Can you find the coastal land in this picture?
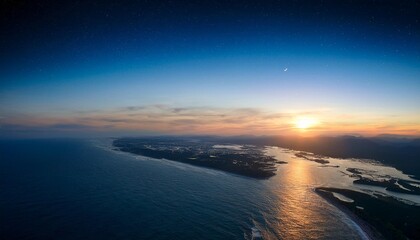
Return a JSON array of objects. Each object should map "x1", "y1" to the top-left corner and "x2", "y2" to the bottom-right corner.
[
  {"x1": 113, "y1": 137, "x2": 286, "y2": 179},
  {"x1": 114, "y1": 136, "x2": 420, "y2": 239},
  {"x1": 201, "y1": 135, "x2": 420, "y2": 179},
  {"x1": 315, "y1": 187, "x2": 420, "y2": 240}
]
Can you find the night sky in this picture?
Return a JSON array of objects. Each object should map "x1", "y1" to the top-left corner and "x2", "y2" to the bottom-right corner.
[{"x1": 1, "y1": 0, "x2": 420, "y2": 137}]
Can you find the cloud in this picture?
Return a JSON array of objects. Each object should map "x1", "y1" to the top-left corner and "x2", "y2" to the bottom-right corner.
[
  {"x1": 123, "y1": 106, "x2": 146, "y2": 111},
  {"x1": 1, "y1": 104, "x2": 419, "y2": 137},
  {"x1": 49, "y1": 123, "x2": 93, "y2": 130},
  {"x1": 1, "y1": 105, "x2": 297, "y2": 136}
]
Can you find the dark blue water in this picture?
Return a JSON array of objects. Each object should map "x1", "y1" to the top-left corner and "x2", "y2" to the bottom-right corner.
[{"x1": 0, "y1": 139, "x2": 361, "y2": 239}]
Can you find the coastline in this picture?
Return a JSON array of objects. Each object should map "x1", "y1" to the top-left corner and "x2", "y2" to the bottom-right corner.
[
  {"x1": 112, "y1": 138, "x2": 284, "y2": 179},
  {"x1": 110, "y1": 137, "x2": 420, "y2": 239},
  {"x1": 315, "y1": 188, "x2": 383, "y2": 240}
]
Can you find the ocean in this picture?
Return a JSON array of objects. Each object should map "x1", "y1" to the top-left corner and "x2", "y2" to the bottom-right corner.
[{"x1": 1, "y1": 139, "x2": 402, "y2": 239}]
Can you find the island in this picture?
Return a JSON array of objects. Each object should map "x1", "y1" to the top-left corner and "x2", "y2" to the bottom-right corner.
[
  {"x1": 294, "y1": 151, "x2": 330, "y2": 164},
  {"x1": 346, "y1": 168, "x2": 420, "y2": 195},
  {"x1": 113, "y1": 137, "x2": 287, "y2": 179}
]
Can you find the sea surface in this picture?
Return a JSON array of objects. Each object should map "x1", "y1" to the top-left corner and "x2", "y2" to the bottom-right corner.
[{"x1": 1, "y1": 139, "x2": 418, "y2": 239}]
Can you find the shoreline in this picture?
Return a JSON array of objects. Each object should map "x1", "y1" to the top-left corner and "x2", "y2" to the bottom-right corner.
[
  {"x1": 112, "y1": 138, "x2": 285, "y2": 180},
  {"x1": 314, "y1": 188, "x2": 383, "y2": 240}
]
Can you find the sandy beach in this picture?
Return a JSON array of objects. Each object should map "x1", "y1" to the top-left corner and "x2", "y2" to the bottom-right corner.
[{"x1": 315, "y1": 188, "x2": 384, "y2": 240}]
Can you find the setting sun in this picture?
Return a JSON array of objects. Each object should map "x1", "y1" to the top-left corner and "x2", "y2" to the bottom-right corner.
[{"x1": 295, "y1": 117, "x2": 318, "y2": 129}]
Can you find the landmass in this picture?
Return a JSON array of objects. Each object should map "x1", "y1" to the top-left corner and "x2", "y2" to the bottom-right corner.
[
  {"x1": 294, "y1": 151, "x2": 330, "y2": 164},
  {"x1": 113, "y1": 135, "x2": 420, "y2": 179},
  {"x1": 346, "y1": 168, "x2": 420, "y2": 195},
  {"x1": 315, "y1": 187, "x2": 420, "y2": 240},
  {"x1": 204, "y1": 135, "x2": 420, "y2": 179},
  {"x1": 113, "y1": 137, "x2": 286, "y2": 179}
]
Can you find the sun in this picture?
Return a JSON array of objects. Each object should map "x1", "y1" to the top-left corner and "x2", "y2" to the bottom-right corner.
[{"x1": 295, "y1": 117, "x2": 318, "y2": 130}]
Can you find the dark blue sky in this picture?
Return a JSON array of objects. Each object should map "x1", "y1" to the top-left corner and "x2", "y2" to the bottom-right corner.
[
  {"x1": 1, "y1": 0, "x2": 419, "y2": 82},
  {"x1": 1, "y1": 0, "x2": 420, "y2": 137}
]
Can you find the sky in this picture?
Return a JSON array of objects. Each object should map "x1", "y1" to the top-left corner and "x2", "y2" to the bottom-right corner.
[{"x1": 1, "y1": 0, "x2": 420, "y2": 138}]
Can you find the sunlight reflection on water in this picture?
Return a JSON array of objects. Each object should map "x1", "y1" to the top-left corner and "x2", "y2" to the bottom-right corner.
[
  {"x1": 94, "y1": 140, "x2": 419, "y2": 239},
  {"x1": 255, "y1": 148, "x2": 354, "y2": 239},
  {"x1": 267, "y1": 147, "x2": 420, "y2": 204}
]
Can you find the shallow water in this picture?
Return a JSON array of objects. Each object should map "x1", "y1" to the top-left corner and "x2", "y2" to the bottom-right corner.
[
  {"x1": 265, "y1": 147, "x2": 420, "y2": 205},
  {"x1": 2, "y1": 139, "x2": 416, "y2": 239}
]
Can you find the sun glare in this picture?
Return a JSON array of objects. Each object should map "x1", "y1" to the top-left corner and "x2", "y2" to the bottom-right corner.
[{"x1": 295, "y1": 117, "x2": 318, "y2": 130}]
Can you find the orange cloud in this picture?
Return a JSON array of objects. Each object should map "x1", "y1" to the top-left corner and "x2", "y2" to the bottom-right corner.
[{"x1": 1, "y1": 105, "x2": 419, "y2": 137}]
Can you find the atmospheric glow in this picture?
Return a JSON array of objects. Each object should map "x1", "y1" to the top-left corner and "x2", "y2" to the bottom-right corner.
[
  {"x1": 295, "y1": 117, "x2": 319, "y2": 130},
  {"x1": 1, "y1": 2, "x2": 419, "y2": 138}
]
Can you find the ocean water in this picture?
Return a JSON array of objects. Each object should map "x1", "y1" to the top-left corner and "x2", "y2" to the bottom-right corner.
[{"x1": 0, "y1": 139, "x2": 389, "y2": 239}]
